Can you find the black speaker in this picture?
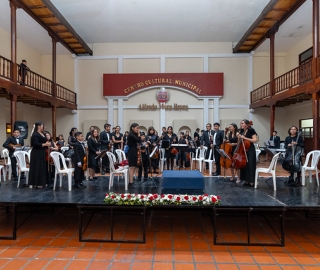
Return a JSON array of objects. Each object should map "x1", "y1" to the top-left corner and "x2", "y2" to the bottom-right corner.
[{"x1": 14, "y1": 121, "x2": 28, "y2": 139}]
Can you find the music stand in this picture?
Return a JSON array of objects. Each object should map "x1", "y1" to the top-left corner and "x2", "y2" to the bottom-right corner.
[
  {"x1": 96, "y1": 150, "x2": 108, "y2": 178},
  {"x1": 214, "y1": 148, "x2": 232, "y2": 182}
]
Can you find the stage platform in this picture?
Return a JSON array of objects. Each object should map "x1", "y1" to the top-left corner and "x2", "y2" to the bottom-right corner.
[{"x1": 0, "y1": 173, "x2": 319, "y2": 246}]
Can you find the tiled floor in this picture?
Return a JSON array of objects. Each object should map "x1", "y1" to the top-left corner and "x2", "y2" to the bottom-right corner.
[{"x1": 0, "y1": 154, "x2": 320, "y2": 269}]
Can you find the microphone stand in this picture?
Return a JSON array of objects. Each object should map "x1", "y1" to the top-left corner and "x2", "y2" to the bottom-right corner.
[{"x1": 141, "y1": 142, "x2": 158, "y2": 187}]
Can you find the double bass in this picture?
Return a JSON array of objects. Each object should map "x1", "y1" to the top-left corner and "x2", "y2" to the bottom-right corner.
[
  {"x1": 220, "y1": 128, "x2": 233, "y2": 169},
  {"x1": 282, "y1": 131, "x2": 302, "y2": 173}
]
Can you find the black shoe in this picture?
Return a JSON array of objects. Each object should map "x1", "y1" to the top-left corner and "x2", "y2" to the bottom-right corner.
[
  {"x1": 74, "y1": 184, "x2": 85, "y2": 189},
  {"x1": 93, "y1": 177, "x2": 98, "y2": 180},
  {"x1": 79, "y1": 182, "x2": 86, "y2": 188},
  {"x1": 212, "y1": 172, "x2": 220, "y2": 176},
  {"x1": 105, "y1": 169, "x2": 110, "y2": 173},
  {"x1": 20, "y1": 175, "x2": 26, "y2": 179},
  {"x1": 12, "y1": 177, "x2": 18, "y2": 181},
  {"x1": 101, "y1": 171, "x2": 106, "y2": 175},
  {"x1": 89, "y1": 178, "x2": 95, "y2": 181},
  {"x1": 128, "y1": 182, "x2": 134, "y2": 188}
]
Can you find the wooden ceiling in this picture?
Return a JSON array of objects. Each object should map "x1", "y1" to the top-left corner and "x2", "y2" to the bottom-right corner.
[
  {"x1": 13, "y1": 0, "x2": 92, "y2": 55},
  {"x1": 233, "y1": 0, "x2": 306, "y2": 53},
  {"x1": 275, "y1": 93, "x2": 311, "y2": 107}
]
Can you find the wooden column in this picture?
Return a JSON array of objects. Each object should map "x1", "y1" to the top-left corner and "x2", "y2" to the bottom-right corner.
[
  {"x1": 313, "y1": 0, "x2": 319, "y2": 150},
  {"x1": 51, "y1": 38, "x2": 57, "y2": 140},
  {"x1": 269, "y1": 33, "x2": 275, "y2": 136},
  {"x1": 10, "y1": 0, "x2": 17, "y2": 128}
]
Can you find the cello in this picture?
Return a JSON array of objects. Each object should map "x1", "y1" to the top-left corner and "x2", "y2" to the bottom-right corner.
[
  {"x1": 232, "y1": 131, "x2": 250, "y2": 169},
  {"x1": 220, "y1": 127, "x2": 233, "y2": 169},
  {"x1": 282, "y1": 130, "x2": 302, "y2": 173}
]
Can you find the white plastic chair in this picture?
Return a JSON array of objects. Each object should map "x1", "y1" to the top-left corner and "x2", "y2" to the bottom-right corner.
[
  {"x1": 255, "y1": 153, "x2": 280, "y2": 191},
  {"x1": 115, "y1": 149, "x2": 126, "y2": 163},
  {"x1": 13, "y1": 151, "x2": 29, "y2": 187},
  {"x1": 2, "y1": 149, "x2": 12, "y2": 181},
  {"x1": 60, "y1": 146, "x2": 72, "y2": 168},
  {"x1": 202, "y1": 148, "x2": 215, "y2": 175},
  {"x1": 159, "y1": 148, "x2": 166, "y2": 172},
  {"x1": 256, "y1": 149, "x2": 261, "y2": 162},
  {"x1": 301, "y1": 150, "x2": 320, "y2": 186},
  {"x1": 50, "y1": 152, "x2": 75, "y2": 191},
  {"x1": 191, "y1": 146, "x2": 207, "y2": 172},
  {"x1": 107, "y1": 152, "x2": 128, "y2": 190}
]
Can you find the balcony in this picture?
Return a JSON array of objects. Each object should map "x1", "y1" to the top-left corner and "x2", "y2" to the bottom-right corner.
[{"x1": 0, "y1": 55, "x2": 76, "y2": 109}]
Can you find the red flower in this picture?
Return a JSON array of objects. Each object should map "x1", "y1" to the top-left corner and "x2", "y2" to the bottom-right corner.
[
  {"x1": 153, "y1": 194, "x2": 158, "y2": 199},
  {"x1": 161, "y1": 194, "x2": 165, "y2": 198},
  {"x1": 149, "y1": 196, "x2": 154, "y2": 201},
  {"x1": 127, "y1": 194, "x2": 131, "y2": 198},
  {"x1": 184, "y1": 195, "x2": 189, "y2": 200},
  {"x1": 217, "y1": 196, "x2": 221, "y2": 200},
  {"x1": 204, "y1": 193, "x2": 208, "y2": 196},
  {"x1": 111, "y1": 195, "x2": 115, "y2": 199},
  {"x1": 199, "y1": 196, "x2": 203, "y2": 201},
  {"x1": 121, "y1": 194, "x2": 125, "y2": 198},
  {"x1": 192, "y1": 197, "x2": 197, "y2": 201},
  {"x1": 140, "y1": 195, "x2": 144, "y2": 199},
  {"x1": 168, "y1": 195, "x2": 173, "y2": 199},
  {"x1": 211, "y1": 197, "x2": 217, "y2": 202},
  {"x1": 176, "y1": 196, "x2": 181, "y2": 201},
  {"x1": 106, "y1": 193, "x2": 108, "y2": 196}
]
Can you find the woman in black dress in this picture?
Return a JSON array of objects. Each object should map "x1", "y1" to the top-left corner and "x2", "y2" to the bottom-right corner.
[
  {"x1": 29, "y1": 121, "x2": 51, "y2": 188},
  {"x1": 147, "y1": 126, "x2": 159, "y2": 173},
  {"x1": 237, "y1": 119, "x2": 258, "y2": 187},
  {"x1": 112, "y1": 125, "x2": 123, "y2": 151},
  {"x1": 45, "y1": 132, "x2": 59, "y2": 184},
  {"x1": 87, "y1": 128, "x2": 101, "y2": 181},
  {"x1": 225, "y1": 123, "x2": 238, "y2": 181},
  {"x1": 163, "y1": 126, "x2": 178, "y2": 170},
  {"x1": 68, "y1": 127, "x2": 78, "y2": 148},
  {"x1": 128, "y1": 123, "x2": 141, "y2": 185},
  {"x1": 283, "y1": 125, "x2": 304, "y2": 185}
]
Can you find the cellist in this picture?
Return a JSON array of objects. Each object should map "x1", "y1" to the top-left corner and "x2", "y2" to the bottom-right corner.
[
  {"x1": 236, "y1": 119, "x2": 258, "y2": 187},
  {"x1": 283, "y1": 126, "x2": 304, "y2": 186},
  {"x1": 224, "y1": 123, "x2": 238, "y2": 181}
]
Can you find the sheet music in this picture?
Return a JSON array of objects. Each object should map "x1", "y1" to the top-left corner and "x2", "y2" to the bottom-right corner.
[
  {"x1": 170, "y1": 144, "x2": 188, "y2": 147},
  {"x1": 215, "y1": 148, "x2": 231, "y2": 160}
]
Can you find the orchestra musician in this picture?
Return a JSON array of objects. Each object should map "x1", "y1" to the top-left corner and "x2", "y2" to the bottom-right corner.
[
  {"x1": 185, "y1": 131, "x2": 192, "y2": 141},
  {"x1": 73, "y1": 132, "x2": 86, "y2": 189},
  {"x1": 87, "y1": 128, "x2": 101, "y2": 181},
  {"x1": 224, "y1": 123, "x2": 238, "y2": 181},
  {"x1": 237, "y1": 119, "x2": 258, "y2": 187},
  {"x1": 137, "y1": 132, "x2": 150, "y2": 181},
  {"x1": 100, "y1": 123, "x2": 111, "y2": 174},
  {"x1": 29, "y1": 121, "x2": 51, "y2": 188},
  {"x1": 56, "y1": 134, "x2": 65, "y2": 149},
  {"x1": 269, "y1": 131, "x2": 280, "y2": 149},
  {"x1": 201, "y1": 123, "x2": 214, "y2": 170},
  {"x1": 211, "y1": 123, "x2": 224, "y2": 176},
  {"x1": 85, "y1": 126, "x2": 94, "y2": 141},
  {"x1": 177, "y1": 131, "x2": 189, "y2": 168},
  {"x1": 284, "y1": 126, "x2": 304, "y2": 186},
  {"x1": 45, "y1": 132, "x2": 59, "y2": 185},
  {"x1": 112, "y1": 125, "x2": 123, "y2": 151},
  {"x1": 147, "y1": 126, "x2": 159, "y2": 173},
  {"x1": 3, "y1": 129, "x2": 25, "y2": 181},
  {"x1": 68, "y1": 127, "x2": 78, "y2": 148},
  {"x1": 127, "y1": 123, "x2": 141, "y2": 186},
  {"x1": 163, "y1": 126, "x2": 178, "y2": 170}
]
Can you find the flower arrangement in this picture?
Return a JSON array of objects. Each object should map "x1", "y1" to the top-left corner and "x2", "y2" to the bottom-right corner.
[{"x1": 104, "y1": 192, "x2": 221, "y2": 206}]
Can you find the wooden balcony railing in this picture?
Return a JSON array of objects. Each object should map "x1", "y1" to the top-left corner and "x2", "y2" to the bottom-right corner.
[
  {"x1": 57, "y1": 84, "x2": 76, "y2": 104},
  {"x1": 0, "y1": 55, "x2": 11, "y2": 80},
  {"x1": 251, "y1": 59, "x2": 313, "y2": 104},
  {"x1": 0, "y1": 54, "x2": 76, "y2": 105}
]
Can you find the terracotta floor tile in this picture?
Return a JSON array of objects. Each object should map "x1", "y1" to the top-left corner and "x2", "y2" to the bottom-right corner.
[
  {"x1": 193, "y1": 250, "x2": 214, "y2": 262},
  {"x1": 109, "y1": 261, "x2": 131, "y2": 269},
  {"x1": 30, "y1": 237, "x2": 54, "y2": 247},
  {"x1": 251, "y1": 251, "x2": 276, "y2": 264},
  {"x1": 259, "y1": 266, "x2": 282, "y2": 270},
  {"x1": 213, "y1": 251, "x2": 234, "y2": 263},
  {"x1": 15, "y1": 247, "x2": 41, "y2": 258},
  {"x1": 303, "y1": 267, "x2": 320, "y2": 269},
  {"x1": 174, "y1": 263, "x2": 196, "y2": 270},
  {"x1": 298, "y1": 243, "x2": 320, "y2": 253},
  {"x1": 190, "y1": 241, "x2": 210, "y2": 251},
  {"x1": 113, "y1": 249, "x2": 135, "y2": 261},
  {"x1": 231, "y1": 251, "x2": 255, "y2": 263},
  {"x1": 154, "y1": 250, "x2": 173, "y2": 261},
  {"x1": 238, "y1": 265, "x2": 260, "y2": 270},
  {"x1": 153, "y1": 262, "x2": 173, "y2": 270},
  {"x1": 0, "y1": 259, "x2": 9, "y2": 268},
  {"x1": 118, "y1": 243, "x2": 137, "y2": 249},
  {"x1": 155, "y1": 240, "x2": 173, "y2": 249},
  {"x1": 173, "y1": 239, "x2": 191, "y2": 250},
  {"x1": 173, "y1": 250, "x2": 194, "y2": 262},
  {"x1": 280, "y1": 266, "x2": 303, "y2": 270},
  {"x1": 75, "y1": 248, "x2": 97, "y2": 259},
  {"x1": 216, "y1": 263, "x2": 239, "y2": 270},
  {"x1": 271, "y1": 252, "x2": 297, "y2": 265},
  {"x1": 23, "y1": 259, "x2": 50, "y2": 270},
  {"x1": 0, "y1": 247, "x2": 23, "y2": 258},
  {"x1": 196, "y1": 263, "x2": 217, "y2": 270},
  {"x1": 131, "y1": 261, "x2": 152, "y2": 270},
  {"x1": 88, "y1": 261, "x2": 112, "y2": 269},
  {"x1": 35, "y1": 247, "x2": 60, "y2": 259},
  {"x1": 14, "y1": 237, "x2": 35, "y2": 247},
  {"x1": 55, "y1": 247, "x2": 79, "y2": 259},
  {"x1": 45, "y1": 259, "x2": 70, "y2": 270},
  {"x1": 134, "y1": 250, "x2": 154, "y2": 261},
  {"x1": 48, "y1": 237, "x2": 70, "y2": 247},
  {"x1": 66, "y1": 259, "x2": 90, "y2": 270},
  {"x1": 1, "y1": 259, "x2": 29, "y2": 270}
]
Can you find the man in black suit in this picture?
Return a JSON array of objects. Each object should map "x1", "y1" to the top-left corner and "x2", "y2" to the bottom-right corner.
[
  {"x1": 211, "y1": 123, "x2": 224, "y2": 176},
  {"x1": 270, "y1": 131, "x2": 280, "y2": 149},
  {"x1": 100, "y1": 123, "x2": 111, "y2": 174},
  {"x1": 3, "y1": 129, "x2": 24, "y2": 180},
  {"x1": 73, "y1": 132, "x2": 86, "y2": 189},
  {"x1": 201, "y1": 123, "x2": 214, "y2": 169}
]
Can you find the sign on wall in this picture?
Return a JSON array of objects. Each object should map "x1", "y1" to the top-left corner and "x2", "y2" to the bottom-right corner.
[{"x1": 103, "y1": 73, "x2": 223, "y2": 97}]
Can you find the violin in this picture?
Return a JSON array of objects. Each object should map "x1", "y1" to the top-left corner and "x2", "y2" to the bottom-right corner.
[
  {"x1": 220, "y1": 128, "x2": 233, "y2": 169},
  {"x1": 282, "y1": 131, "x2": 302, "y2": 173},
  {"x1": 231, "y1": 132, "x2": 250, "y2": 169},
  {"x1": 170, "y1": 135, "x2": 178, "y2": 155},
  {"x1": 82, "y1": 143, "x2": 88, "y2": 171}
]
